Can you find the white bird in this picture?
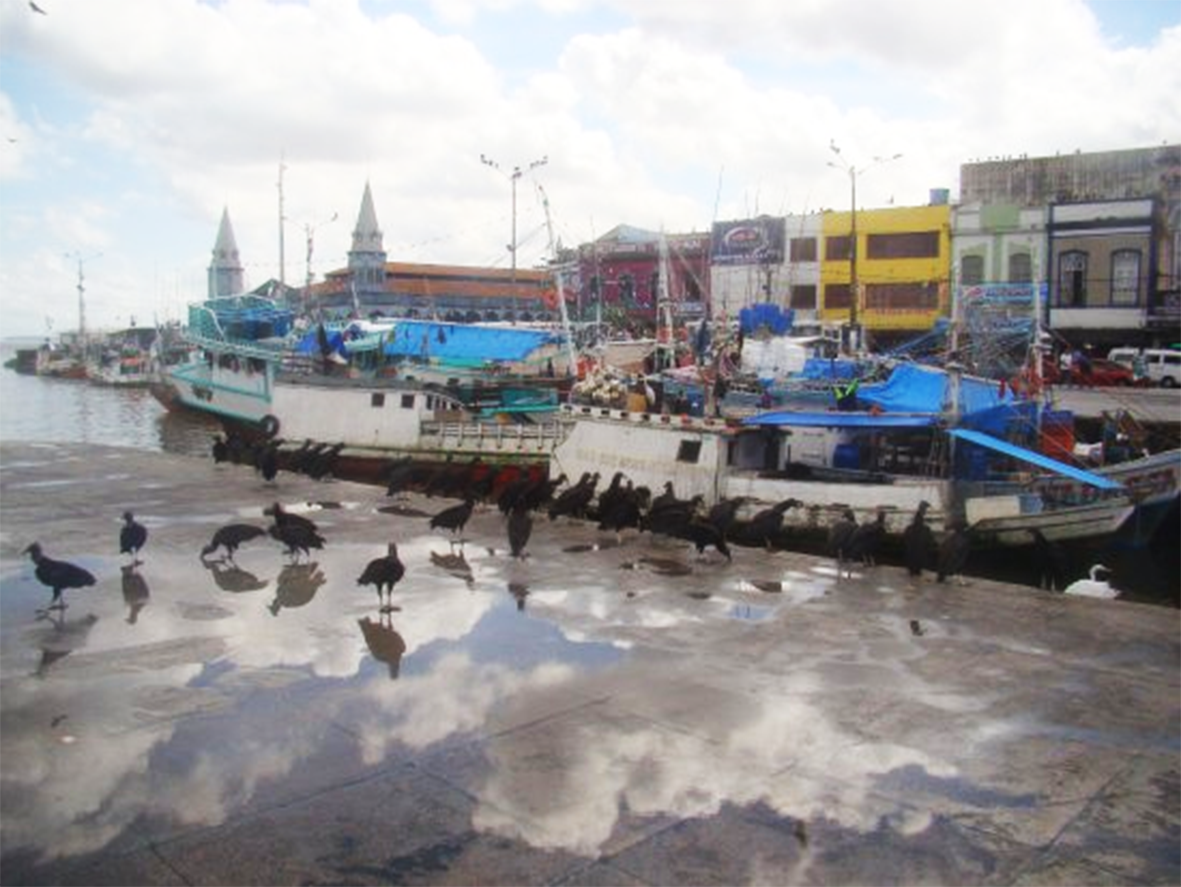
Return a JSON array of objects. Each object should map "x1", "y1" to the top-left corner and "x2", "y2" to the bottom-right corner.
[{"x1": 1063, "y1": 564, "x2": 1119, "y2": 599}]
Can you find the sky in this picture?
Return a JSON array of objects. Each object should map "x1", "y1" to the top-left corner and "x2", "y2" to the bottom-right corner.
[{"x1": 0, "y1": 0, "x2": 1178, "y2": 339}]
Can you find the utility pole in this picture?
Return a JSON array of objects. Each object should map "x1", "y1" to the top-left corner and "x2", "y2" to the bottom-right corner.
[
  {"x1": 827, "y1": 142, "x2": 902, "y2": 355},
  {"x1": 481, "y1": 153, "x2": 548, "y2": 323}
]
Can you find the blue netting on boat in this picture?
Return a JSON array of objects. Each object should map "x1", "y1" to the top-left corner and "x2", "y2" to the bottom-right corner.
[
  {"x1": 739, "y1": 303, "x2": 794, "y2": 335},
  {"x1": 381, "y1": 321, "x2": 561, "y2": 364},
  {"x1": 189, "y1": 296, "x2": 293, "y2": 341}
]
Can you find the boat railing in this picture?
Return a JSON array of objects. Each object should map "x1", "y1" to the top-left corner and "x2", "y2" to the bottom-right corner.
[
  {"x1": 558, "y1": 402, "x2": 737, "y2": 432},
  {"x1": 183, "y1": 331, "x2": 293, "y2": 363},
  {"x1": 420, "y1": 419, "x2": 568, "y2": 448}
]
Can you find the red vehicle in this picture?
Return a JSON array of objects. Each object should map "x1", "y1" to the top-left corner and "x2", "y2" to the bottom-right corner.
[{"x1": 1045, "y1": 357, "x2": 1140, "y2": 387}]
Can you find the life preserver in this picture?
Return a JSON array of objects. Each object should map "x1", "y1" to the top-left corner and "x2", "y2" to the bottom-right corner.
[
  {"x1": 260, "y1": 415, "x2": 281, "y2": 438},
  {"x1": 541, "y1": 287, "x2": 558, "y2": 310}
]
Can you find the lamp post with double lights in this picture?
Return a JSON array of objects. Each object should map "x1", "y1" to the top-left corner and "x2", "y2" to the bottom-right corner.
[
  {"x1": 480, "y1": 153, "x2": 548, "y2": 322},
  {"x1": 827, "y1": 143, "x2": 902, "y2": 354}
]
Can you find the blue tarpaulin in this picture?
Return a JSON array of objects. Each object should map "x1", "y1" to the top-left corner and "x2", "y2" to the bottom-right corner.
[
  {"x1": 948, "y1": 428, "x2": 1123, "y2": 490},
  {"x1": 857, "y1": 363, "x2": 1016, "y2": 415},
  {"x1": 742, "y1": 411, "x2": 938, "y2": 429},
  {"x1": 739, "y1": 304, "x2": 794, "y2": 336},
  {"x1": 799, "y1": 357, "x2": 861, "y2": 381},
  {"x1": 382, "y1": 321, "x2": 560, "y2": 363}
]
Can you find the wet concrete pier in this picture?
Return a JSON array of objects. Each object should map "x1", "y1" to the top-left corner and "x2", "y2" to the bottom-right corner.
[{"x1": 1, "y1": 441, "x2": 1178, "y2": 886}]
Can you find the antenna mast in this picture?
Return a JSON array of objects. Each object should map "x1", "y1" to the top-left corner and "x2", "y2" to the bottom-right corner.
[{"x1": 537, "y1": 184, "x2": 578, "y2": 375}]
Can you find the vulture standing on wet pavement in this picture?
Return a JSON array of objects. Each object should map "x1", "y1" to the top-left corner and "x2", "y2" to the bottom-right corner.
[
  {"x1": 201, "y1": 523, "x2": 268, "y2": 562},
  {"x1": 266, "y1": 502, "x2": 320, "y2": 535},
  {"x1": 507, "y1": 500, "x2": 533, "y2": 558},
  {"x1": 24, "y1": 543, "x2": 96, "y2": 609},
  {"x1": 903, "y1": 501, "x2": 935, "y2": 578},
  {"x1": 846, "y1": 507, "x2": 888, "y2": 568},
  {"x1": 358, "y1": 543, "x2": 405, "y2": 611},
  {"x1": 119, "y1": 511, "x2": 148, "y2": 564},
  {"x1": 430, "y1": 496, "x2": 475, "y2": 538},
  {"x1": 270, "y1": 522, "x2": 326, "y2": 561},
  {"x1": 937, "y1": 521, "x2": 972, "y2": 584},
  {"x1": 827, "y1": 508, "x2": 858, "y2": 576}
]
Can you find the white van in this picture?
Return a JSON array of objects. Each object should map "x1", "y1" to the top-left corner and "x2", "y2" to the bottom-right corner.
[{"x1": 1107, "y1": 347, "x2": 1181, "y2": 388}]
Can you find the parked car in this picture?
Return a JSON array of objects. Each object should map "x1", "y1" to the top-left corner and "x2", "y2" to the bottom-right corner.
[
  {"x1": 1107, "y1": 347, "x2": 1181, "y2": 388},
  {"x1": 1045, "y1": 357, "x2": 1140, "y2": 387}
]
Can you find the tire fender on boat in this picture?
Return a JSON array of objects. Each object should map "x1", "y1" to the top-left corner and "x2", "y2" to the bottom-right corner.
[{"x1": 260, "y1": 414, "x2": 281, "y2": 438}]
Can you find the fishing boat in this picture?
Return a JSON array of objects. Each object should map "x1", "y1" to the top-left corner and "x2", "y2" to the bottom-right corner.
[
  {"x1": 86, "y1": 327, "x2": 162, "y2": 387},
  {"x1": 549, "y1": 361, "x2": 1180, "y2": 548}
]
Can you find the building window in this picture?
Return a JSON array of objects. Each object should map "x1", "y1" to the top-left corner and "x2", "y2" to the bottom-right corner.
[
  {"x1": 864, "y1": 282, "x2": 940, "y2": 310},
  {"x1": 370, "y1": 393, "x2": 385, "y2": 408},
  {"x1": 790, "y1": 237, "x2": 817, "y2": 262},
  {"x1": 790, "y1": 285, "x2": 817, "y2": 310},
  {"x1": 1008, "y1": 252, "x2": 1032, "y2": 283},
  {"x1": 960, "y1": 255, "x2": 984, "y2": 286},
  {"x1": 1110, "y1": 250, "x2": 1140, "y2": 306},
  {"x1": 825, "y1": 236, "x2": 851, "y2": 262},
  {"x1": 866, "y1": 231, "x2": 940, "y2": 259},
  {"x1": 825, "y1": 284, "x2": 852, "y2": 310},
  {"x1": 1058, "y1": 251, "x2": 1087, "y2": 307},
  {"x1": 400, "y1": 393, "x2": 415, "y2": 409}
]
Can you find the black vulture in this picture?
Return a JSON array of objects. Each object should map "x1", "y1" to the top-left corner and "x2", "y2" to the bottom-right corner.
[
  {"x1": 257, "y1": 440, "x2": 281, "y2": 483},
  {"x1": 1029, "y1": 528, "x2": 1071, "y2": 591},
  {"x1": 201, "y1": 523, "x2": 268, "y2": 562},
  {"x1": 936, "y1": 521, "x2": 972, "y2": 584},
  {"x1": 827, "y1": 507, "x2": 858, "y2": 576},
  {"x1": 547, "y1": 472, "x2": 600, "y2": 521},
  {"x1": 287, "y1": 440, "x2": 322, "y2": 474},
  {"x1": 683, "y1": 518, "x2": 732, "y2": 561},
  {"x1": 641, "y1": 502, "x2": 695, "y2": 537},
  {"x1": 24, "y1": 543, "x2": 96, "y2": 609},
  {"x1": 597, "y1": 481, "x2": 647, "y2": 533},
  {"x1": 648, "y1": 481, "x2": 679, "y2": 514},
  {"x1": 269, "y1": 522, "x2": 326, "y2": 560},
  {"x1": 119, "y1": 511, "x2": 148, "y2": 563},
  {"x1": 902, "y1": 501, "x2": 935, "y2": 578},
  {"x1": 358, "y1": 543, "x2": 406, "y2": 611},
  {"x1": 305, "y1": 442, "x2": 345, "y2": 481},
  {"x1": 497, "y1": 474, "x2": 538, "y2": 515},
  {"x1": 593, "y1": 471, "x2": 628, "y2": 520},
  {"x1": 507, "y1": 501, "x2": 533, "y2": 558},
  {"x1": 430, "y1": 496, "x2": 475, "y2": 538},
  {"x1": 521, "y1": 472, "x2": 566, "y2": 512},
  {"x1": 847, "y1": 507, "x2": 888, "y2": 568},
  {"x1": 265, "y1": 502, "x2": 320, "y2": 535},
  {"x1": 706, "y1": 496, "x2": 749, "y2": 539},
  {"x1": 735, "y1": 498, "x2": 801, "y2": 549},
  {"x1": 211, "y1": 434, "x2": 230, "y2": 464}
]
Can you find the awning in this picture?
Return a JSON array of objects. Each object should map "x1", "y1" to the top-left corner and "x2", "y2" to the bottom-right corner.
[
  {"x1": 948, "y1": 428, "x2": 1123, "y2": 490},
  {"x1": 743, "y1": 411, "x2": 938, "y2": 429}
]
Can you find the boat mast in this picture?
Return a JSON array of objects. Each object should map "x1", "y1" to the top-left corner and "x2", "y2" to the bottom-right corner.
[
  {"x1": 537, "y1": 184, "x2": 578, "y2": 374},
  {"x1": 277, "y1": 155, "x2": 287, "y2": 292},
  {"x1": 656, "y1": 233, "x2": 674, "y2": 371}
]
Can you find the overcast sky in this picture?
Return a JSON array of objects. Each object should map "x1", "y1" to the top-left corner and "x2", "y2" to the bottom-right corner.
[{"x1": 1, "y1": 0, "x2": 1178, "y2": 338}]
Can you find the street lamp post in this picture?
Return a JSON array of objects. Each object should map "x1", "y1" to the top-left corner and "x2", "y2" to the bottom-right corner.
[
  {"x1": 303, "y1": 212, "x2": 338, "y2": 318},
  {"x1": 827, "y1": 143, "x2": 902, "y2": 354},
  {"x1": 481, "y1": 153, "x2": 548, "y2": 322}
]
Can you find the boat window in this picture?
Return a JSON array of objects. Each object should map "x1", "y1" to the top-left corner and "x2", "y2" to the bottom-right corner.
[
  {"x1": 401, "y1": 394, "x2": 415, "y2": 409},
  {"x1": 676, "y1": 440, "x2": 702, "y2": 464},
  {"x1": 371, "y1": 393, "x2": 385, "y2": 408}
]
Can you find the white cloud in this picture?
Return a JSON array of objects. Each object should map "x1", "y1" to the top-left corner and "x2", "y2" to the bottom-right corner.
[{"x1": 0, "y1": 0, "x2": 1176, "y2": 336}]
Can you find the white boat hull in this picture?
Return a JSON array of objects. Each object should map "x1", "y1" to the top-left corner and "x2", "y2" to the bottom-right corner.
[{"x1": 551, "y1": 406, "x2": 1156, "y2": 546}]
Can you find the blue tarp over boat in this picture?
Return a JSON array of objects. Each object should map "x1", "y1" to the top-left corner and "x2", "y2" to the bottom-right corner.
[
  {"x1": 857, "y1": 363, "x2": 1016, "y2": 416},
  {"x1": 382, "y1": 321, "x2": 561, "y2": 364},
  {"x1": 294, "y1": 321, "x2": 563, "y2": 364}
]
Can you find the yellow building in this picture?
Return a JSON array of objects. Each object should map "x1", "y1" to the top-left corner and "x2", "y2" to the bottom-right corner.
[{"x1": 819, "y1": 204, "x2": 951, "y2": 335}]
